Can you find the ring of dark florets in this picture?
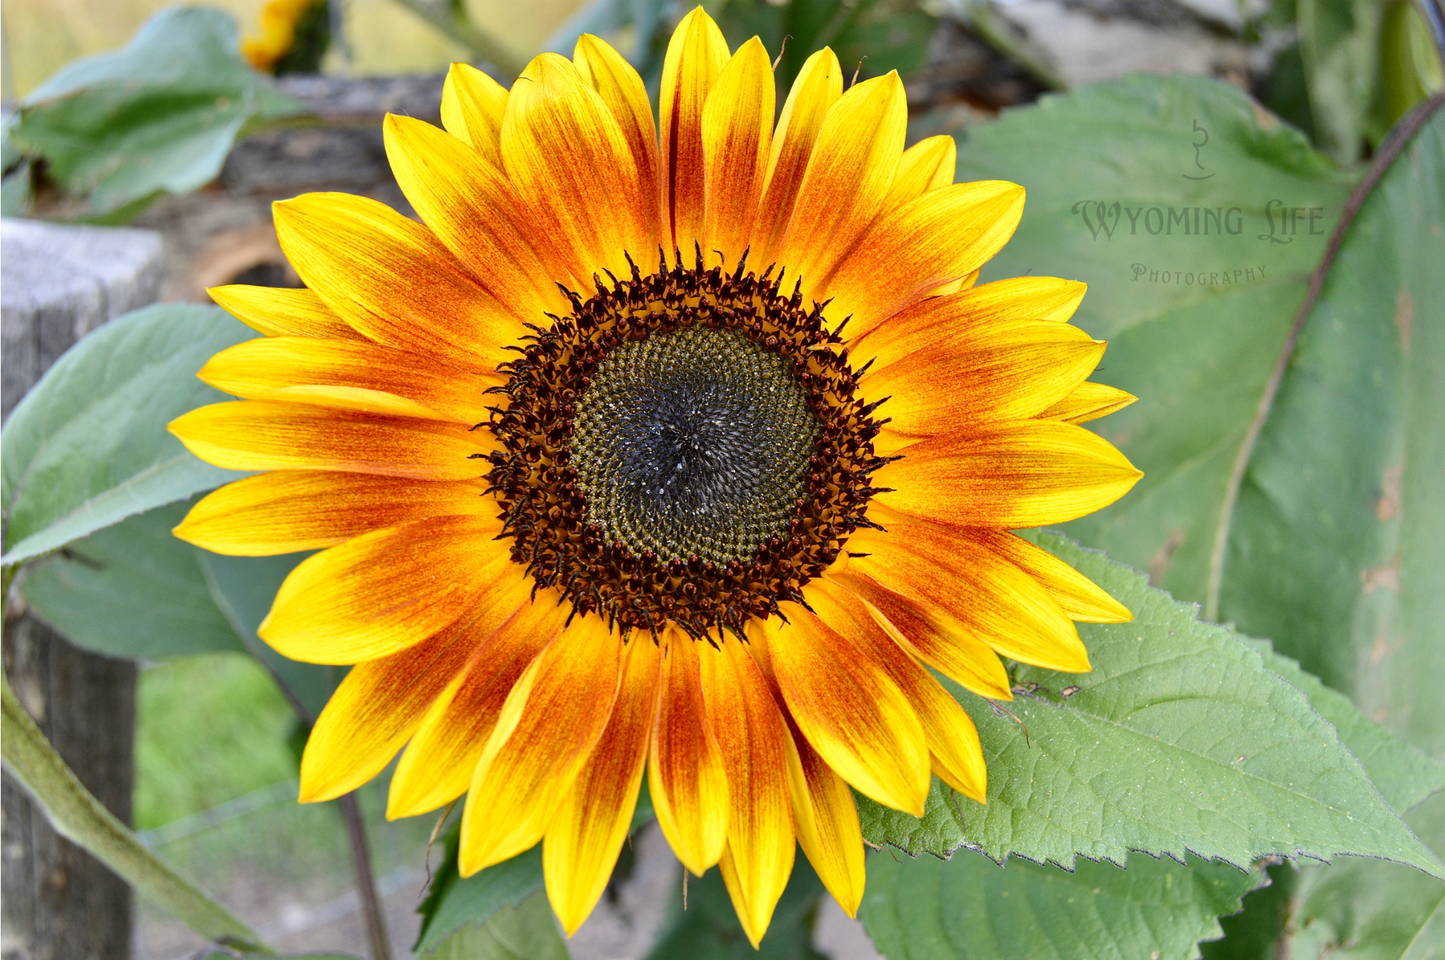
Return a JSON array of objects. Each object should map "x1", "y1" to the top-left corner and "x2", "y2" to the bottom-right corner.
[{"x1": 480, "y1": 247, "x2": 894, "y2": 642}]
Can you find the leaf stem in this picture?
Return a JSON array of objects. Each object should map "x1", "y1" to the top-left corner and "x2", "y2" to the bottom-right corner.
[
  {"x1": 1203, "y1": 92, "x2": 1445, "y2": 622},
  {"x1": 386, "y1": 0, "x2": 527, "y2": 78},
  {"x1": 0, "y1": 673, "x2": 270, "y2": 953}
]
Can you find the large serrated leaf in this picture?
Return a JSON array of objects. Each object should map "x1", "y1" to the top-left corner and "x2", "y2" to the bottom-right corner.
[
  {"x1": 1285, "y1": 792, "x2": 1445, "y2": 960},
  {"x1": 1, "y1": 303, "x2": 253, "y2": 565},
  {"x1": 861, "y1": 850, "x2": 1266, "y2": 960},
  {"x1": 1243, "y1": 639, "x2": 1445, "y2": 813},
  {"x1": 856, "y1": 534, "x2": 1442, "y2": 878}
]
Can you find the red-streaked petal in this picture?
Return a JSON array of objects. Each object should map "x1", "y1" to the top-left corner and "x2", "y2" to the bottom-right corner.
[
  {"x1": 701, "y1": 36, "x2": 775, "y2": 268},
  {"x1": 258, "y1": 514, "x2": 507, "y2": 664},
  {"x1": 272, "y1": 193, "x2": 515, "y2": 375},
  {"x1": 698, "y1": 638, "x2": 795, "y2": 946},
  {"x1": 386, "y1": 591, "x2": 564, "y2": 818},
  {"x1": 649, "y1": 628, "x2": 730, "y2": 875},
  {"x1": 459, "y1": 614, "x2": 623, "y2": 874},
  {"x1": 658, "y1": 6, "x2": 730, "y2": 255},
  {"x1": 168, "y1": 400, "x2": 486, "y2": 480},
  {"x1": 544, "y1": 636, "x2": 662, "y2": 935},
  {"x1": 770, "y1": 602, "x2": 930, "y2": 815},
  {"x1": 806, "y1": 579, "x2": 987, "y2": 803},
  {"x1": 174, "y1": 472, "x2": 491, "y2": 556},
  {"x1": 198, "y1": 334, "x2": 497, "y2": 423}
]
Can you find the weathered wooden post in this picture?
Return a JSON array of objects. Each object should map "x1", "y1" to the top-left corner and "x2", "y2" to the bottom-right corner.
[{"x1": 2, "y1": 218, "x2": 166, "y2": 960}]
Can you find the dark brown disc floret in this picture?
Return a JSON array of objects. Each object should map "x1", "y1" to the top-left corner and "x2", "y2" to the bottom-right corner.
[{"x1": 482, "y1": 248, "x2": 893, "y2": 641}]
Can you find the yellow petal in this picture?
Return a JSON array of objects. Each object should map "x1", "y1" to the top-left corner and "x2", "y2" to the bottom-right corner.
[
  {"x1": 847, "y1": 512, "x2": 1092, "y2": 673},
  {"x1": 384, "y1": 114, "x2": 567, "y2": 320},
  {"x1": 258, "y1": 514, "x2": 507, "y2": 664},
  {"x1": 806, "y1": 579, "x2": 986, "y2": 803},
  {"x1": 702, "y1": 36, "x2": 775, "y2": 268},
  {"x1": 168, "y1": 400, "x2": 486, "y2": 480},
  {"x1": 1038, "y1": 381, "x2": 1138, "y2": 425},
  {"x1": 698, "y1": 638, "x2": 794, "y2": 946},
  {"x1": 272, "y1": 193, "x2": 515, "y2": 375},
  {"x1": 865, "y1": 319, "x2": 1105, "y2": 447},
  {"x1": 854, "y1": 276, "x2": 1088, "y2": 369},
  {"x1": 648, "y1": 629, "x2": 730, "y2": 875},
  {"x1": 174, "y1": 471, "x2": 491, "y2": 556},
  {"x1": 199, "y1": 335, "x2": 495, "y2": 423},
  {"x1": 885, "y1": 135, "x2": 956, "y2": 206},
  {"x1": 501, "y1": 53, "x2": 654, "y2": 288},
  {"x1": 209, "y1": 285, "x2": 364, "y2": 341},
  {"x1": 752, "y1": 47, "x2": 843, "y2": 266},
  {"x1": 826, "y1": 181, "x2": 1025, "y2": 339},
  {"x1": 834, "y1": 570, "x2": 1013, "y2": 700},
  {"x1": 775, "y1": 71, "x2": 907, "y2": 303},
  {"x1": 778, "y1": 702, "x2": 866, "y2": 917},
  {"x1": 299, "y1": 598, "x2": 499, "y2": 802},
  {"x1": 440, "y1": 62, "x2": 508, "y2": 167},
  {"x1": 460, "y1": 614, "x2": 623, "y2": 874},
  {"x1": 544, "y1": 637, "x2": 661, "y2": 935},
  {"x1": 659, "y1": 6, "x2": 730, "y2": 255},
  {"x1": 771, "y1": 602, "x2": 930, "y2": 816},
  {"x1": 874, "y1": 420, "x2": 1142, "y2": 528},
  {"x1": 969, "y1": 529, "x2": 1134, "y2": 623},
  {"x1": 386, "y1": 589, "x2": 560, "y2": 819},
  {"x1": 574, "y1": 33, "x2": 662, "y2": 244}
]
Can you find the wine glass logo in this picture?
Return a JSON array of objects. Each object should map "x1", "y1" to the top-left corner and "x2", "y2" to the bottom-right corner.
[{"x1": 1184, "y1": 120, "x2": 1215, "y2": 181}]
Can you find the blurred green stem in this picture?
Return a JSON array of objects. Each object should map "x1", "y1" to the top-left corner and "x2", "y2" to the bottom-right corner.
[
  {"x1": 0, "y1": 671, "x2": 271, "y2": 954},
  {"x1": 387, "y1": 0, "x2": 528, "y2": 77}
]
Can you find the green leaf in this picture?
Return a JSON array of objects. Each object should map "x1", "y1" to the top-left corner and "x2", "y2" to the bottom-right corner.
[
  {"x1": 198, "y1": 551, "x2": 332, "y2": 721},
  {"x1": 861, "y1": 850, "x2": 1266, "y2": 960},
  {"x1": 1, "y1": 302, "x2": 254, "y2": 566},
  {"x1": 1243, "y1": 638, "x2": 1445, "y2": 812},
  {"x1": 1198, "y1": 862, "x2": 1299, "y2": 960},
  {"x1": 18, "y1": 498, "x2": 332, "y2": 716},
  {"x1": 643, "y1": 855, "x2": 826, "y2": 960},
  {"x1": 415, "y1": 826, "x2": 546, "y2": 957},
  {"x1": 1297, "y1": 0, "x2": 1385, "y2": 161},
  {"x1": 1285, "y1": 791, "x2": 1445, "y2": 960},
  {"x1": 855, "y1": 534, "x2": 1443, "y2": 878},
  {"x1": 19, "y1": 500, "x2": 243, "y2": 659},
  {"x1": 10, "y1": 7, "x2": 303, "y2": 214},
  {"x1": 423, "y1": 892, "x2": 570, "y2": 960},
  {"x1": 1215, "y1": 104, "x2": 1445, "y2": 757}
]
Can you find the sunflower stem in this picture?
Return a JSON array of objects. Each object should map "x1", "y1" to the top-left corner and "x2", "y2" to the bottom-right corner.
[{"x1": 0, "y1": 672, "x2": 271, "y2": 953}]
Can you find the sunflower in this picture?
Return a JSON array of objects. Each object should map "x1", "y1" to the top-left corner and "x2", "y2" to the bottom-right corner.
[{"x1": 172, "y1": 7, "x2": 1141, "y2": 946}]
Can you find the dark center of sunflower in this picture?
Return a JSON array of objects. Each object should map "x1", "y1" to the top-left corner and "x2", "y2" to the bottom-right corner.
[
  {"x1": 570, "y1": 326, "x2": 817, "y2": 565},
  {"x1": 482, "y1": 250, "x2": 892, "y2": 640}
]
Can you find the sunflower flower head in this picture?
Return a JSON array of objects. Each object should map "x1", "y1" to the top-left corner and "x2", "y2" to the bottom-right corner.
[{"x1": 174, "y1": 7, "x2": 1141, "y2": 947}]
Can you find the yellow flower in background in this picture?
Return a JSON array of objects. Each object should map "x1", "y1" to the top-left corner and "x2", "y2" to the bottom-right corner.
[
  {"x1": 173, "y1": 7, "x2": 1141, "y2": 946},
  {"x1": 242, "y1": 0, "x2": 318, "y2": 72}
]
